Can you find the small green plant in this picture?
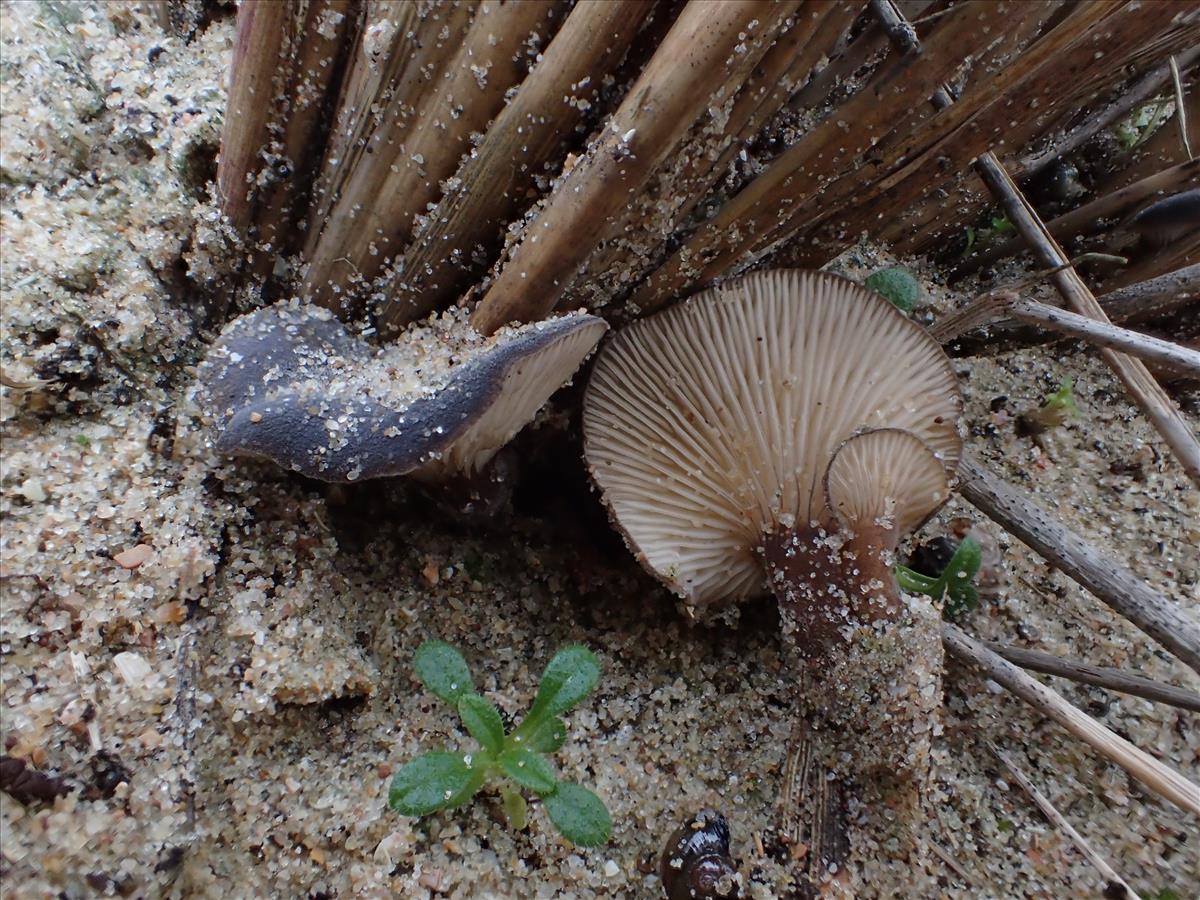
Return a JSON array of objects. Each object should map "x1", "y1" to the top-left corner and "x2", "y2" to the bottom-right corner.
[
  {"x1": 1019, "y1": 377, "x2": 1079, "y2": 435},
  {"x1": 74, "y1": 434, "x2": 91, "y2": 448},
  {"x1": 1041, "y1": 377, "x2": 1079, "y2": 419},
  {"x1": 895, "y1": 538, "x2": 982, "y2": 618},
  {"x1": 864, "y1": 267, "x2": 920, "y2": 313},
  {"x1": 388, "y1": 640, "x2": 611, "y2": 847}
]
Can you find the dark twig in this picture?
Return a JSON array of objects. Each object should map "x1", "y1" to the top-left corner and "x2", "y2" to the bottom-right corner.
[{"x1": 986, "y1": 642, "x2": 1200, "y2": 713}]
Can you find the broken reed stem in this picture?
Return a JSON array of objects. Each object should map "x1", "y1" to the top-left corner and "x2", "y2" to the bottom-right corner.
[
  {"x1": 956, "y1": 158, "x2": 1199, "y2": 278},
  {"x1": 957, "y1": 451, "x2": 1200, "y2": 675},
  {"x1": 1004, "y1": 297, "x2": 1200, "y2": 378},
  {"x1": 626, "y1": 0, "x2": 1016, "y2": 316},
  {"x1": 470, "y1": 0, "x2": 801, "y2": 334},
  {"x1": 307, "y1": 2, "x2": 556, "y2": 315},
  {"x1": 1016, "y1": 46, "x2": 1200, "y2": 179},
  {"x1": 216, "y1": 1, "x2": 290, "y2": 231},
  {"x1": 942, "y1": 624, "x2": 1200, "y2": 817},
  {"x1": 376, "y1": 0, "x2": 653, "y2": 335},
  {"x1": 989, "y1": 745, "x2": 1145, "y2": 900},
  {"x1": 986, "y1": 642, "x2": 1200, "y2": 713},
  {"x1": 565, "y1": 1, "x2": 860, "y2": 314},
  {"x1": 247, "y1": 0, "x2": 359, "y2": 277},
  {"x1": 1170, "y1": 55, "x2": 1193, "y2": 159}
]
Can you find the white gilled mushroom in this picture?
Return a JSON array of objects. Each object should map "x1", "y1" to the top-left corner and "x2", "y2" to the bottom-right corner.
[
  {"x1": 583, "y1": 268, "x2": 963, "y2": 886},
  {"x1": 584, "y1": 269, "x2": 961, "y2": 644}
]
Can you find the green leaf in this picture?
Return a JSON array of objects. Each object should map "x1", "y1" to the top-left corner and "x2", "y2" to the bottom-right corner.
[
  {"x1": 414, "y1": 640, "x2": 474, "y2": 704},
  {"x1": 527, "y1": 645, "x2": 600, "y2": 723},
  {"x1": 457, "y1": 693, "x2": 505, "y2": 755},
  {"x1": 498, "y1": 747, "x2": 557, "y2": 795},
  {"x1": 896, "y1": 538, "x2": 982, "y2": 619},
  {"x1": 388, "y1": 751, "x2": 485, "y2": 816},
  {"x1": 521, "y1": 715, "x2": 567, "y2": 753},
  {"x1": 864, "y1": 268, "x2": 920, "y2": 313},
  {"x1": 1043, "y1": 377, "x2": 1078, "y2": 416},
  {"x1": 544, "y1": 783, "x2": 611, "y2": 847}
]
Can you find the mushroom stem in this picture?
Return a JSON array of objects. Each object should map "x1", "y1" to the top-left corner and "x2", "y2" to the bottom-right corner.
[{"x1": 759, "y1": 523, "x2": 901, "y2": 658}]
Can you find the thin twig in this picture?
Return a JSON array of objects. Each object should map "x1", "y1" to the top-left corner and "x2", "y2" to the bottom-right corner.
[
  {"x1": 930, "y1": 254, "x2": 1127, "y2": 344},
  {"x1": 942, "y1": 624, "x2": 1200, "y2": 816},
  {"x1": 1004, "y1": 298, "x2": 1200, "y2": 378},
  {"x1": 1170, "y1": 55, "x2": 1193, "y2": 159},
  {"x1": 986, "y1": 642, "x2": 1200, "y2": 713},
  {"x1": 957, "y1": 451, "x2": 1200, "y2": 674},
  {"x1": 989, "y1": 744, "x2": 1144, "y2": 900}
]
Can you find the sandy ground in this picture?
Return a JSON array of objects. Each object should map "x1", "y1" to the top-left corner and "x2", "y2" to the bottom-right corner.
[{"x1": 2, "y1": 4, "x2": 1197, "y2": 899}]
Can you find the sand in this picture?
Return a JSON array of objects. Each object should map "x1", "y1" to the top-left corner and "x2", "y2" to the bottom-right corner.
[{"x1": 1, "y1": 4, "x2": 1197, "y2": 899}]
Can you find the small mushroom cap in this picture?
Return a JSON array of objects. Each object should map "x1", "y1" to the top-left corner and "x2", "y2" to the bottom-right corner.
[
  {"x1": 823, "y1": 428, "x2": 951, "y2": 543},
  {"x1": 583, "y1": 269, "x2": 961, "y2": 606},
  {"x1": 198, "y1": 304, "x2": 606, "y2": 482}
]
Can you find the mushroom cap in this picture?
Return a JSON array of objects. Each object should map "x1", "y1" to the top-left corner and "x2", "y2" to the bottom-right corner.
[
  {"x1": 824, "y1": 428, "x2": 951, "y2": 542},
  {"x1": 198, "y1": 304, "x2": 606, "y2": 482},
  {"x1": 582, "y1": 269, "x2": 962, "y2": 606}
]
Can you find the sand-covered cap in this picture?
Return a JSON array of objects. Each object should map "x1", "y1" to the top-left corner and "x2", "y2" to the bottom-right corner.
[
  {"x1": 824, "y1": 428, "x2": 951, "y2": 542},
  {"x1": 198, "y1": 303, "x2": 607, "y2": 482},
  {"x1": 583, "y1": 269, "x2": 961, "y2": 606}
]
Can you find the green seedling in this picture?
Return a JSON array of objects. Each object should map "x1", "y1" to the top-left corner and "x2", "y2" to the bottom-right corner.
[
  {"x1": 864, "y1": 267, "x2": 920, "y2": 313},
  {"x1": 1019, "y1": 377, "x2": 1079, "y2": 436},
  {"x1": 388, "y1": 640, "x2": 611, "y2": 847},
  {"x1": 895, "y1": 537, "x2": 982, "y2": 619}
]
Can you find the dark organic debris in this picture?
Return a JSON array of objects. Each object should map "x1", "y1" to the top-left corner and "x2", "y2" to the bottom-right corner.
[
  {"x1": 196, "y1": 304, "x2": 606, "y2": 483},
  {"x1": 0, "y1": 755, "x2": 72, "y2": 805},
  {"x1": 1130, "y1": 188, "x2": 1200, "y2": 245}
]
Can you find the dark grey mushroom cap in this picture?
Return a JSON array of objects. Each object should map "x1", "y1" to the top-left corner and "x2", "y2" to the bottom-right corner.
[{"x1": 198, "y1": 304, "x2": 607, "y2": 482}]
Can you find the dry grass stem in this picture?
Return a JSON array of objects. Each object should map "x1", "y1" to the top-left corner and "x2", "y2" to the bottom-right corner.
[
  {"x1": 986, "y1": 642, "x2": 1200, "y2": 714},
  {"x1": 246, "y1": 0, "x2": 359, "y2": 277},
  {"x1": 1170, "y1": 55, "x2": 1193, "y2": 159},
  {"x1": 376, "y1": 0, "x2": 654, "y2": 334},
  {"x1": 942, "y1": 624, "x2": 1200, "y2": 817},
  {"x1": 957, "y1": 451, "x2": 1200, "y2": 674},
  {"x1": 470, "y1": 0, "x2": 801, "y2": 333},
  {"x1": 305, "y1": 1, "x2": 561, "y2": 315},
  {"x1": 216, "y1": 1, "x2": 290, "y2": 231},
  {"x1": 990, "y1": 744, "x2": 1145, "y2": 900}
]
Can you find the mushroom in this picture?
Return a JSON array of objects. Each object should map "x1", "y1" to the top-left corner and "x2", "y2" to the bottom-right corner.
[
  {"x1": 584, "y1": 269, "x2": 960, "y2": 633},
  {"x1": 582, "y1": 268, "x2": 962, "y2": 887},
  {"x1": 198, "y1": 302, "x2": 607, "y2": 492}
]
